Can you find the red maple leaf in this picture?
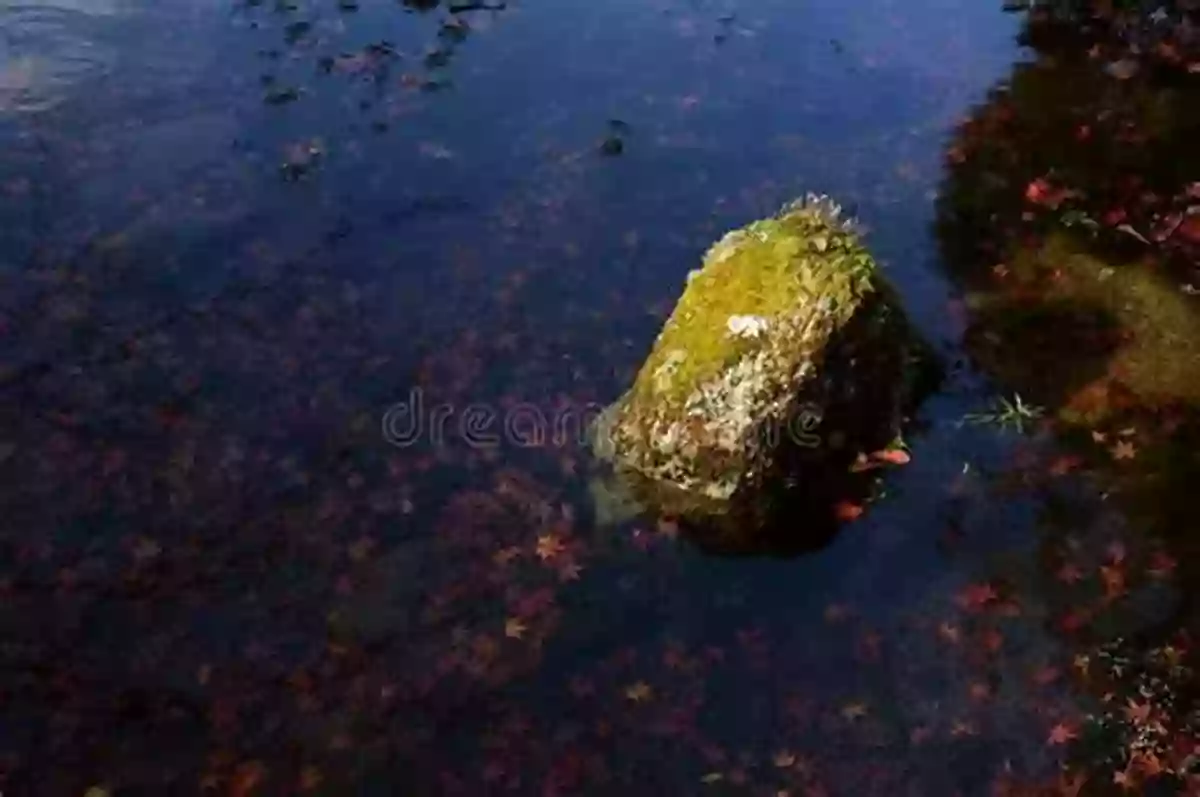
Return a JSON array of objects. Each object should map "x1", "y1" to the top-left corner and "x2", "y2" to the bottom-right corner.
[
  {"x1": 834, "y1": 501, "x2": 864, "y2": 522},
  {"x1": 870, "y1": 448, "x2": 911, "y2": 465},
  {"x1": 1147, "y1": 551, "x2": 1177, "y2": 578},
  {"x1": 978, "y1": 628, "x2": 1004, "y2": 654},
  {"x1": 1031, "y1": 665, "x2": 1060, "y2": 686},
  {"x1": 1058, "y1": 610, "x2": 1089, "y2": 634},
  {"x1": 1025, "y1": 178, "x2": 1072, "y2": 208},
  {"x1": 1056, "y1": 562, "x2": 1085, "y2": 585},
  {"x1": 1046, "y1": 721, "x2": 1078, "y2": 746},
  {"x1": 955, "y1": 582, "x2": 999, "y2": 611}
]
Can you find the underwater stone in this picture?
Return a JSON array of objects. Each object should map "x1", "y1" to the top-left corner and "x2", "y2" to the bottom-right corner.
[{"x1": 592, "y1": 194, "x2": 937, "y2": 552}]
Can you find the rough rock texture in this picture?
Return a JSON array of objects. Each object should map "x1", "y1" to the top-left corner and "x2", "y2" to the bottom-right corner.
[{"x1": 593, "y1": 195, "x2": 936, "y2": 553}]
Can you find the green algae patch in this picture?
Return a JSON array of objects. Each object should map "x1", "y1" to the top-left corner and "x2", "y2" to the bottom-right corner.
[{"x1": 594, "y1": 195, "x2": 937, "y2": 549}]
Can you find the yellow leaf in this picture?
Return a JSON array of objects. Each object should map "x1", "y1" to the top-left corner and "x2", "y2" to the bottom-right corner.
[
  {"x1": 504, "y1": 617, "x2": 527, "y2": 639},
  {"x1": 624, "y1": 681, "x2": 653, "y2": 702}
]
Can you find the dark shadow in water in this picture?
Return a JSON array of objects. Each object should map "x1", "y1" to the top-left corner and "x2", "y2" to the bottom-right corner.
[{"x1": 934, "y1": 2, "x2": 1200, "y2": 778}]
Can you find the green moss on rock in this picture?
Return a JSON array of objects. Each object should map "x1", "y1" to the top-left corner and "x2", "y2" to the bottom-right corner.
[
  {"x1": 628, "y1": 201, "x2": 875, "y2": 414},
  {"x1": 594, "y1": 195, "x2": 935, "y2": 544}
]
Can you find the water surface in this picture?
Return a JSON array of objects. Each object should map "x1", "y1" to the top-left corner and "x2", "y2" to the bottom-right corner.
[{"x1": 1, "y1": 0, "x2": 1196, "y2": 794}]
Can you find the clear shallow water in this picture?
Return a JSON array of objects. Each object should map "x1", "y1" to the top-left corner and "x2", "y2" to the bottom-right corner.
[{"x1": 1, "y1": 0, "x2": 1196, "y2": 794}]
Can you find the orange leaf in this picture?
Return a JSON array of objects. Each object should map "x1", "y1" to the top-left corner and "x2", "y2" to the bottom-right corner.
[
  {"x1": 834, "y1": 501, "x2": 864, "y2": 522},
  {"x1": 1046, "y1": 721, "x2": 1078, "y2": 746},
  {"x1": 1024, "y1": 177, "x2": 1072, "y2": 209},
  {"x1": 1025, "y1": 178, "x2": 1052, "y2": 203},
  {"x1": 870, "y1": 448, "x2": 911, "y2": 465}
]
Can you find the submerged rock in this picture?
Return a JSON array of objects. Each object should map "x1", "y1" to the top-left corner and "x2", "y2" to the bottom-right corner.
[{"x1": 592, "y1": 195, "x2": 937, "y2": 554}]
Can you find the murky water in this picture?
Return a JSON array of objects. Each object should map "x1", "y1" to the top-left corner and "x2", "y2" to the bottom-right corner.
[{"x1": 1, "y1": 0, "x2": 1196, "y2": 794}]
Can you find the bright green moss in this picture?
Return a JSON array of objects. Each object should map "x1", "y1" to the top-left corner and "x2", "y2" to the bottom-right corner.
[{"x1": 626, "y1": 201, "x2": 879, "y2": 416}]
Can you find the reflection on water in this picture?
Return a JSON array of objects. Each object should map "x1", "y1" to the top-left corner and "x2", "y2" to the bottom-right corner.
[
  {"x1": 0, "y1": 0, "x2": 1196, "y2": 793},
  {"x1": 936, "y1": 3, "x2": 1200, "y2": 786},
  {"x1": 0, "y1": 1, "x2": 126, "y2": 113}
]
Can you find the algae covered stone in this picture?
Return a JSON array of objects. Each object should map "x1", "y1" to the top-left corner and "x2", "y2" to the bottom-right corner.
[{"x1": 593, "y1": 195, "x2": 935, "y2": 550}]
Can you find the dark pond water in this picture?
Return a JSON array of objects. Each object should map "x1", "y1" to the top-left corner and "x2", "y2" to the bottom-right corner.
[{"x1": 1, "y1": 0, "x2": 1198, "y2": 794}]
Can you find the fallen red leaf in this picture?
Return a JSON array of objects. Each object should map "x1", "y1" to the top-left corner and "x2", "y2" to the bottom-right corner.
[
  {"x1": 979, "y1": 628, "x2": 1004, "y2": 654},
  {"x1": 834, "y1": 501, "x2": 864, "y2": 522},
  {"x1": 1031, "y1": 665, "x2": 1060, "y2": 686},
  {"x1": 1055, "y1": 562, "x2": 1085, "y2": 585},
  {"x1": 870, "y1": 448, "x2": 911, "y2": 465},
  {"x1": 1147, "y1": 551, "x2": 1177, "y2": 578},
  {"x1": 1025, "y1": 178, "x2": 1052, "y2": 203},
  {"x1": 1024, "y1": 177, "x2": 1072, "y2": 209},
  {"x1": 1046, "y1": 721, "x2": 1078, "y2": 746},
  {"x1": 1058, "y1": 610, "x2": 1089, "y2": 634},
  {"x1": 954, "y1": 582, "x2": 999, "y2": 611}
]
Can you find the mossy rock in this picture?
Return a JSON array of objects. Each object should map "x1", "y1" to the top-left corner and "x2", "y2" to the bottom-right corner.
[{"x1": 592, "y1": 195, "x2": 938, "y2": 553}]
